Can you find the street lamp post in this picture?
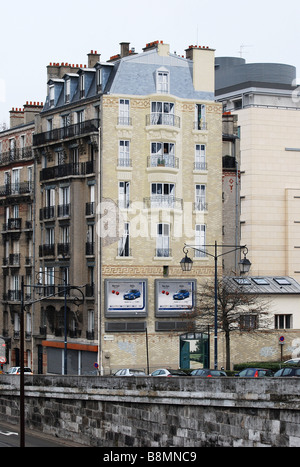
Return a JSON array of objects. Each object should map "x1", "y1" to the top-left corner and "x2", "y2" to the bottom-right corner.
[
  {"x1": 180, "y1": 241, "x2": 251, "y2": 370},
  {"x1": 19, "y1": 276, "x2": 84, "y2": 447}
]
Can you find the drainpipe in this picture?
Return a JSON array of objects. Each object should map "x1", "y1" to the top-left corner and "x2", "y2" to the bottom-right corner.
[{"x1": 97, "y1": 112, "x2": 103, "y2": 376}]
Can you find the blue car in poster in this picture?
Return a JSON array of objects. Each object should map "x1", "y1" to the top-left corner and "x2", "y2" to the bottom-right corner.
[
  {"x1": 123, "y1": 289, "x2": 141, "y2": 300},
  {"x1": 173, "y1": 289, "x2": 190, "y2": 300}
]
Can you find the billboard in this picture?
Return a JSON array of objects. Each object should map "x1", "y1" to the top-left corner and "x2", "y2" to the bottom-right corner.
[
  {"x1": 105, "y1": 279, "x2": 147, "y2": 317},
  {"x1": 155, "y1": 279, "x2": 196, "y2": 317}
]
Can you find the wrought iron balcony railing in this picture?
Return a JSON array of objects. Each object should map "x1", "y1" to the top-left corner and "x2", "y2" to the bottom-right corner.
[{"x1": 33, "y1": 119, "x2": 100, "y2": 146}]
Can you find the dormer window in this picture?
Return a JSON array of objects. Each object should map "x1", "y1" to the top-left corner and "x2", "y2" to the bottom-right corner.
[
  {"x1": 49, "y1": 85, "x2": 54, "y2": 107},
  {"x1": 96, "y1": 68, "x2": 102, "y2": 92},
  {"x1": 80, "y1": 74, "x2": 85, "y2": 98},
  {"x1": 65, "y1": 79, "x2": 70, "y2": 103},
  {"x1": 156, "y1": 68, "x2": 169, "y2": 94}
]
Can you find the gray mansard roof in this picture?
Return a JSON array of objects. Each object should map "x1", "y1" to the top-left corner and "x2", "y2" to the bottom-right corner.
[
  {"x1": 43, "y1": 47, "x2": 214, "y2": 111},
  {"x1": 107, "y1": 49, "x2": 214, "y2": 100}
]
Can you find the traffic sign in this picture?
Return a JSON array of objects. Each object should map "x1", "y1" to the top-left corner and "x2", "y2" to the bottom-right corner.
[
  {"x1": 279, "y1": 336, "x2": 285, "y2": 344},
  {"x1": 0, "y1": 357, "x2": 6, "y2": 363}
]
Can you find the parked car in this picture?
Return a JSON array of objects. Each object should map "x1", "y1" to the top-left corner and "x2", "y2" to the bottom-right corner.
[
  {"x1": 191, "y1": 369, "x2": 227, "y2": 377},
  {"x1": 173, "y1": 290, "x2": 190, "y2": 300},
  {"x1": 274, "y1": 367, "x2": 300, "y2": 377},
  {"x1": 150, "y1": 368, "x2": 187, "y2": 377},
  {"x1": 235, "y1": 368, "x2": 273, "y2": 377},
  {"x1": 284, "y1": 358, "x2": 300, "y2": 365},
  {"x1": 123, "y1": 289, "x2": 141, "y2": 300},
  {"x1": 114, "y1": 368, "x2": 146, "y2": 376},
  {"x1": 7, "y1": 366, "x2": 33, "y2": 375}
]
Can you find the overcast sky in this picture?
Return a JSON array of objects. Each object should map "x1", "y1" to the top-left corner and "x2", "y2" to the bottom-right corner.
[{"x1": 0, "y1": 0, "x2": 299, "y2": 126}]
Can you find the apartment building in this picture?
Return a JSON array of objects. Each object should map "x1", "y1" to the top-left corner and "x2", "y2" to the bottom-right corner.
[
  {"x1": 216, "y1": 57, "x2": 300, "y2": 279},
  {"x1": 98, "y1": 41, "x2": 222, "y2": 374},
  {"x1": 0, "y1": 102, "x2": 43, "y2": 369},
  {"x1": 18, "y1": 41, "x2": 223, "y2": 375}
]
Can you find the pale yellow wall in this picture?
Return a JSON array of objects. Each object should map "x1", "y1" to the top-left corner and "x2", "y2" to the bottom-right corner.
[
  {"x1": 235, "y1": 107, "x2": 300, "y2": 279},
  {"x1": 100, "y1": 94, "x2": 222, "y2": 372}
]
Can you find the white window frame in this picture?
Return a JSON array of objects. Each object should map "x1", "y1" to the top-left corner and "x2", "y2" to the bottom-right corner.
[
  {"x1": 195, "y1": 144, "x2": 206, "y2": 171},
  {"x1": 195, "y1": 184, "x2": 206, "y2": 211},
  {"x1": 119, "y1": 181, "x2": 130, "y2": 209},
  {"x1": 195, "y1": 224, "x2": 206, "y2": 258},
  {"x1": 156, "y1": 69, "x2": 169, "y2": 94},
  {"x1": 156, "y1": 223, "x2": 170, "y2": 257},
  {"x1": 119, "y1": 99, "x2": 130, "y2": 125},
  {"x1": 118, "y1": 140, "x2": 130, "y2": 167}
]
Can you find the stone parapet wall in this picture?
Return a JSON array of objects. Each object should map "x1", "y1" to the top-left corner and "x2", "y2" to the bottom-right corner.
[{"x1": 0, "y1": 375, "x2": 299, "y2": 447}]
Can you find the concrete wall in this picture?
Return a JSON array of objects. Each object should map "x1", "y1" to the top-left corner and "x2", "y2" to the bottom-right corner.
[{"x1": 0, "y1": 375, "x2": 300, "y2": 447}]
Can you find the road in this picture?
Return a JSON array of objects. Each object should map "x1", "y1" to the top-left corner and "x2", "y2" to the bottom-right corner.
[{"x1": 0, "y1": 421, "x2": 84, "y2": 447}]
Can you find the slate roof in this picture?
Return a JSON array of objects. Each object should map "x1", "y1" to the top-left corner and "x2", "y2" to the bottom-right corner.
[
  {"x1": 107, "y1": 49, "x2": 214, "y2": 101},
  {"x1": 224, "y1": 276, "x2": 300, "y2": 295}
]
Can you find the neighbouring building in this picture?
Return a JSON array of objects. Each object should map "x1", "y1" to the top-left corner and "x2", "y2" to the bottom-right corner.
[
  {"x1": 0, "y1": 102, "x2": 43, "y2": 369},
  {"x1": 216, "y1": 56, "x2": 300, "y2": 280}
]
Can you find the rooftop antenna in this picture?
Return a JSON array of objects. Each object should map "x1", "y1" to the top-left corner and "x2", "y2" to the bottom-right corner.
[{"x1": 238, "y1": 44, "x2": 253, "y2": 58}]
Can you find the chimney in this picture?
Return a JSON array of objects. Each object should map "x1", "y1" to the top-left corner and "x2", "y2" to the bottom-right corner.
[
  {"x1": 185, "y1": 45, "x2": 215, "y2": 93},
  {"x1": 88, "y1": 50, "x2": 101, "y2": 68},
  {"x1": 120, "y1": 42, "x2": 130, "y2": 58},
  {"x1": 23, "y1": 101, "x2": 44, "y2": 124},
  {"x1": 9, "y1": 108, "x2": 24, "y2": 128},
  {"x1": 143, "y1": 41, "x2": 169, "y2": 56}
]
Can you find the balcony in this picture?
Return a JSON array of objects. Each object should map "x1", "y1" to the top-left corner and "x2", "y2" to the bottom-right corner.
[
  {"x1": 0, "y1": 182, "x2": 33, "y2": 197},
  {"x1": 57, "y1": 203, "x2": 70, "y2": 217},
  {"x1": 40, "y1": 206, "x2": 55, "y2": 220},
  {"x1": 144, "y1": 196, "x2": 183, "y2": 210},
  {"x1": 0, "y1": 147, "x2": 33, "y2": 165},
  {"x1": 85, "y1": 202, "x2": 95, "y2": 216},
  {"x1": 2, "y1": 218, "x2": 22, "y2": 231},
  {"x1": 33, "y1": 119, "x2": 100, "y2": 146},
  {"x1": 155, "y1": 248, "x2": 172, "y2": 258},
  {"x1": 57, "y1": 243, "x2": 70, "y2": 256},
  {"x1": 40, "y1": 160, "x2": 94, "y2": 181},
  {"x1": 147, "y1": 155, "x2": 179, "y2": 169},
  {"x1": 39, "y1": 244, "x2": 55, "y2": 257},
  {"x1": 146, "y1": 113, "x2": 180, "y2": 128}
]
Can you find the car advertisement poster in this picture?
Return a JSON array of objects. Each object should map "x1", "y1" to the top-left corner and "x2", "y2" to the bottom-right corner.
[
  {"x1": 155, "y1": 279, "x2": 196, "y2": 316},
  {"x1": 105, "y1": 279, "x2": 147, "y2": 317}
]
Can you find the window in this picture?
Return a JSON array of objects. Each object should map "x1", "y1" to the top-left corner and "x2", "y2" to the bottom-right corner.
[
  {"x1": 9, "y1": 138, "x2": 15, "y2": 160},
  {"x1": 88, "y1": 310, "x2": 95, "y2": 337},
  {"x1": 118, "y1": 222, "x2": 130, "y2": 256},
  {"x1": 156, "y1": 223, "x2": 170, "y2": 257},
  {"x1": 118, "y1": 141, "x2": 130, "y2": 167},
  {"x1": 156, "y1": 69, "x2": 169, "y2": 94},
  {"x1": 150, "y1": 142, "x2": 175, "y2": 167},
  {"x1": 252, "y1": 278, "x2": 269, "y2": 285},
  {"x1": 12, "y1": 168, "x2": 20, "y2": 194},
  {"x1": 275, "y1": 314, "x2": 292, "y2": 329},
  {"x1": 195, "y1": 184, "x2": 206, "y2": 211},
  {"x1": 240, "y1": 314, "x2": 258, "y2": 331},
  {"x1": 119, "y1": 99, "x2": 130, "y2": 125},
  {"x1": 80, "y1": 74, "x2": 85, "y2": 98},
  {"x1": 195, "y1": 104, "x2": 206, "y2": 130},
  {"x1": 195, "y1": 144, "x2": 206, "y2": 170},
  {"x1": 274, "y1": 278, "x2": 291, "y2": 286},
  {"x1": 45, "y1": 227, "x2": 54, "y2": 245},
  {"x1": 151, "y1": 183, "x2": 175, "y2": 208},
  {"x1": 119, "y1": 181, "x2": 130, "y2": 209},
  {"x1": 59, "y1": 186, "x2": 70, "y2": 217},
  {"x1": 96, "y1": 68, "x2": 102, "y2": 92},
  {"x1": 195, "y1": 224, "x2": 206, "y2": 257},
  {"x1": 65, "y1": 80, "x2": 70, "y2": 103},
  {"x1": 150, "y1": 101, "x2": 175, "y2": 126},
  {"x1": 49, "y1": 85, "x2": 54, "y2": 107}
]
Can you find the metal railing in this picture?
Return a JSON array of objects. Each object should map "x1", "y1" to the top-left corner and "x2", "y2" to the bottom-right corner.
[{"x1": 33, "y1": 119, "x2": 100, "y2": 146}]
